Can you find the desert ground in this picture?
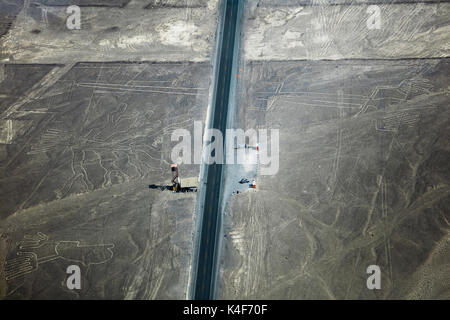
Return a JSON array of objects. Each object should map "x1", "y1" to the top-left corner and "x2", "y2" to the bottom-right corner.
[
  {"x1": 218, "y1": 0, "x2": 450, "y2": 299},
  {"x1": 0, "y1": 0, "x2": 218, "y2": 299}
]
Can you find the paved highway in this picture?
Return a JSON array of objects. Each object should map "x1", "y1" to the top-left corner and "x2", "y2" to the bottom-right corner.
[{"x1": 193, "y1": 0, "x2": 240, "y2": 300}]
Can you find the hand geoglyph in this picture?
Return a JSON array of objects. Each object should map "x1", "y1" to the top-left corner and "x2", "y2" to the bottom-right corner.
[{"x1": 4, "y1": 232, "x2": 114, "y2": 281}]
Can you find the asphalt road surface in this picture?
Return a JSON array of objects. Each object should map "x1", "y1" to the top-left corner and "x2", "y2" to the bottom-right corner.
[{"x1": 194, "y1": 0, "x2": 239, "y2": 300}]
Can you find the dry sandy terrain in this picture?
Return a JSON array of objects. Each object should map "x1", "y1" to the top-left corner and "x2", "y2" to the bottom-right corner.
[
  {"x1": 218, "y1": 0, "x2": 450, "y2": 299},
  {"x1": 243, "y1": 2, "x2": 449, "y2": 60},
  {"x1": 1, "y1": 0, "x2": 448, "y2": 300},
  {"x1": 0, "y1": 0, "x2": 217, "y2": 299},
  {"x1": 0, "y1": 0, "x2": 219, "y2": 63}
]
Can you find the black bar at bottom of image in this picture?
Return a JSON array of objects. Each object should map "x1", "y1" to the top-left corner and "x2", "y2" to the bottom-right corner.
[{"x1": 0, "y1": 300, "x2": 444, "y2": 319}]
